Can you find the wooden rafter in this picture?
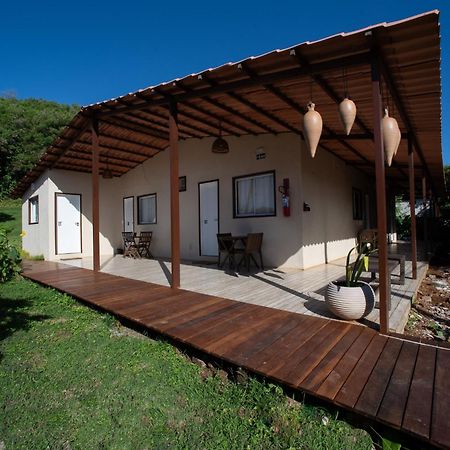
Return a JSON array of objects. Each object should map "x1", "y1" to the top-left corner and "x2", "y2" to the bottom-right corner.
[
  {"x1": 94, "y1": 52, "x2": 371, "y2": 119},
  {"x1": 173, "y1": 81, "x2": 255, "y2": 135}
]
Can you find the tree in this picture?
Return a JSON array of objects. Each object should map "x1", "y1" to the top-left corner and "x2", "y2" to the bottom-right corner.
[{"x1": 0, "y1": 97, "x2": 79, "y2": 197}]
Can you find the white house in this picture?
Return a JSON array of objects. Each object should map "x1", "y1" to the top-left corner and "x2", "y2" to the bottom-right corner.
[{"x1": 15, "y1": 10, "x2": 443, "y2": 312}]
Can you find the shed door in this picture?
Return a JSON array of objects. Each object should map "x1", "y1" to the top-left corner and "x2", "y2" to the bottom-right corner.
[
  {"x1": 123, "y1": 197, "x2": 134, "y2": 232},
  {"x1": 199, "y1": 180, "x2": 219, "y2": 256},
  {"x1": 56, "y1": 194, "x2": 82, "y2": 254}
]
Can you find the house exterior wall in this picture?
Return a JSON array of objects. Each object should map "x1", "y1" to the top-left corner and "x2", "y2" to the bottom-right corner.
[
  {"x1": 22, "y1": 171, "x2": 51, "y2": 259},
  {"x1": 119, "y1": 133, "x2": 304, "y2": 268},
  {"x1": 21, "y1": 169, "x2": 120, "y2": 261},
  {"x1": 21, "y1": 132, "x2": 372, "y2": 269},
  {"x1": 300, "y1": 147, "x2": 369, "y2": 268}
]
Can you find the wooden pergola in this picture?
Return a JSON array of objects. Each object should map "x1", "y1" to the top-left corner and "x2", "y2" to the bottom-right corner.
[{"x1": 13, "y1": 11, "x2": 444, "y2": 334}]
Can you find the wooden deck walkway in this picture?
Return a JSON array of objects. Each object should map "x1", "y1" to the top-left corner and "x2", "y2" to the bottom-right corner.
[{"x1": 22, "y1": 260, "x2": 450, "y2": 449}]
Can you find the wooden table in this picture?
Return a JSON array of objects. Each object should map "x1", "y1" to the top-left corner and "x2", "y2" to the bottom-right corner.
[{"x1": 221, "y1": 235, "x2": 247, "y2": 269}]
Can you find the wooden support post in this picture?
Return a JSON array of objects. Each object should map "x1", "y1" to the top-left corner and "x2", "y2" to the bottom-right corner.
[
  {"x1": 169, "y1": 101, "x2": 180, "y2": 289},
  {"x1": 91, "y1": 118, "x2": 100, "y2": 272},
  {"x1": 408, "y1": 136, "x2": 418, "y2": 279},
  {"x1": 422, "y1": 175, "x2": 429, "y2": 254},
  {"x1": 371, "y1": 58, "x2": 389, "y2": 334}
]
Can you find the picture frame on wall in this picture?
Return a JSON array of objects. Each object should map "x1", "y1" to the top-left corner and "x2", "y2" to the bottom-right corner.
[{"x1": 179, "y1": 176, "x2": 187, "y2": 192}]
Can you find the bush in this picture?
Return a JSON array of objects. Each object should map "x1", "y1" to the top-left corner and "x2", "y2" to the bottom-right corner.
[{"x1": 0, "y1": 230, "x2": 21, "y2": 282}]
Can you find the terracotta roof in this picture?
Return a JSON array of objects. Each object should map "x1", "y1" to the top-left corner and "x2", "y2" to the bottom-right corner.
[{"x1": 12, "y1": 10, "x2": 444, "y2": 197}]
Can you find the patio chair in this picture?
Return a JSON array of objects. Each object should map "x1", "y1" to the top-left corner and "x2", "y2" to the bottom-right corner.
[
  {"x1": 122, "y1": 232, "x2": 140, "y2": 258},
  {"x1": 236, "y1": 233, "x2": 264, "y2": 272},
  {"x1": 217, "y1": 233, "x2": 233, "y2": 268},
  {"x1": 137, "y1": 231, "x2": 154, "y2": 259},
  {"x1": 357, "y1": 228, "x2": 378, "y2": 250}
]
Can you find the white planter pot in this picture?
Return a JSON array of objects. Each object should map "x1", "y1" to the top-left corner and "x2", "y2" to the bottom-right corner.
[{"x1": 325, "y1": 281, "x2": 375, "y2": 320}]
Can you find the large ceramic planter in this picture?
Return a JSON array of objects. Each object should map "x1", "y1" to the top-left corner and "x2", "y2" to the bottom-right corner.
[{"x1": 325, "y1": 281, "x2": 375, "y2": 320}]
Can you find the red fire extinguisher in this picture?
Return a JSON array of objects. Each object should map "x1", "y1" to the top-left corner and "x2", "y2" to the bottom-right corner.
[{"x1": 278, "y1": 178, "x2": 290, "y2": 217}]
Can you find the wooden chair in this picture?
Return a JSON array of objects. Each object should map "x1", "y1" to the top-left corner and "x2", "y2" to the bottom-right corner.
[
  {"x1": 122, "y1": 232, "x2": 140, "y2": 258},
  {"x1": 357, "y1": 228, "x2": 378, "y2": 250},
  {"x1": 137, "y1": 231, "x2": 154, "y2": 259},
  {"x1": 217, "y1": 233, "x2": 233, "y2": 268},
  {"x1": 236, "y1": 233, "x2": 264, "y2": 272}
]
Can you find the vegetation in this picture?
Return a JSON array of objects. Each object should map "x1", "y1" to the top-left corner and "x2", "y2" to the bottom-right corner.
[
  {"x1": 345, "y1": 243, "x2": 373, "y2": 287},
  {"x1": 0, "y1": 231, "x2": 21, "y2": 282},
  {"x1": 0, "y1": 96, "x2": 78, "y2": 197},
  {"x1": 0, "y1": 195, "x2": 374, "y2": 449}
]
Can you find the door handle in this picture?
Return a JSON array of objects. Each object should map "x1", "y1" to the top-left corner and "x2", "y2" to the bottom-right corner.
[
  {"x1": 75, "y1": 222, "x2": 79, "y2": 226},
  {"x1": 204, "y1": 219, "x2": 208, "y2": 224},
  {"x1": 58, "y1": 221, "x2": 62, "y2": 226}
]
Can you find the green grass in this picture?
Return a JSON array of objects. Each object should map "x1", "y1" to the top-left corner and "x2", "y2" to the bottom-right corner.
[
  {"x1": 0, "y1": 279, "x2": 373, "y2": 449},
  {"x1": 0, "y1": 200, "x2": 373, "y2": 449}
]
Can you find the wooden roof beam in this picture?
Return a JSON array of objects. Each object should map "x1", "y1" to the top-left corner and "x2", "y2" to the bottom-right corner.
[
  {"x1": 201, "y1": 74, "x2": 296, "y2": 135},
  {"x1": 48, "y1": 118, "x2": 91, "y2": 169},
  {"x1": 376, "y1": 49, "x2": 436, "y2": 194},
  {"x1": 93, "y1": 52, "x2": 371, "y2": 118},
  {"x1": 134, "y1": 93, "x2": 211, "y2": 138},
  {"x1": 173, "y1": 81, "x2": 256, "y2": 135},
  {"x1": 52, "y1": 144, "x2": 145, "y2": 166},
  {"x1": 239, "y1": 63, "x2": 372, "y2": 165},
  {"x1": 290, "y1": 48, "x2": 409, "y2": 180},
  {"x1": 57, "y1": 136, "x2": 160, "y2": 159}
]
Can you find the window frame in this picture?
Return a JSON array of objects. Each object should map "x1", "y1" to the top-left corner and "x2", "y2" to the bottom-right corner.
[
  {"x1": 137, "y1": 193, "x2": 157, "y2": 225},
  {"x1": 28, "y1": 195, "x2": 39, "y2": 225},
  {"x1": 232, "y1": 170, "x2": 276, "y2": 219}
]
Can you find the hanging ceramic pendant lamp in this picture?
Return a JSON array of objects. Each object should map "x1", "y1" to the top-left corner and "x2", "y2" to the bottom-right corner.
[
  {"x1": 338, "y1": 98, "x2": 357, "y2": 135},
  {"x1": 338, "y1": 68, "x2": 356, "y2": 135},
  {"x1": 381, "y1": 108, "x2": 398, "y2": 166},
  {"x1": 394, "y1": 119, "x2": 401, "y2": 156},
  {"x1": 303, "y1": 102, "x2": 323, "y2": 158},
  {"x1": 211, "y1": 121, "x2": 229, "y2": 154}
]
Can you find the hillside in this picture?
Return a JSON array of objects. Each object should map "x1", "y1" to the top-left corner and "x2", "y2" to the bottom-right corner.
[{"x1": 0, "y1": 97, "x2": 79, "y2": 197}]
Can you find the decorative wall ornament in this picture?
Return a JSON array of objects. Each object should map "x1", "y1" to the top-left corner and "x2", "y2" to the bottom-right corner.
[
  {"x1": 338, "y1": 98, "x2": 357, "y2": 135},
  {"x1": 303, "y1": 102, "x2": 322, "y2": 158}
]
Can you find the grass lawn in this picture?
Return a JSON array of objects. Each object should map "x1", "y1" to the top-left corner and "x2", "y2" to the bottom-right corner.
[{"x1": 0, "y1": 201, "x2": 373, "y2": 449}]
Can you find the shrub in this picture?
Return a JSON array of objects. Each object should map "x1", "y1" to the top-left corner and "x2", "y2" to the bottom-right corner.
[{"x1": 0, "y1": 230, "x2": 21, "y2": 282}]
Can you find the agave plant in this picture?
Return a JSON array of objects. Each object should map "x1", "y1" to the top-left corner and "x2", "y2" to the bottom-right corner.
[{"x1": 345, "y1": 242, "x2": 374, "y2": 287}]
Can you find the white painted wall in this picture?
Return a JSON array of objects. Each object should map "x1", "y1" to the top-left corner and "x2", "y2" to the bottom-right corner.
[
  {"x1": 21, "y1": 132, "x2": 372, "y2": 269},
  {"x1": 299, "y1": 146, "x2": 369, "y2": 268}
]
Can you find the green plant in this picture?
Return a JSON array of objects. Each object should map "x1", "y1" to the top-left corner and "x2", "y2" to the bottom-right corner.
[
  {"x1": 345, "y1": 243, "x2": 373, "y2": 287},
  {"x1": 0, "y1": 230, "x2": 21, "y2": 282}
]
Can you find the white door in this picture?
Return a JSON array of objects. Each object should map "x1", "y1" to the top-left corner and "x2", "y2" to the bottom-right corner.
[
  {"x1": 199, "y1": 180, "x2": 219, "y2": 256},
  {"x1": 123, "y1": 197, "x2": 134, "y2": 232},
  {"x1": 56, "y1": 193, "x2": 82, "y2": 254}
]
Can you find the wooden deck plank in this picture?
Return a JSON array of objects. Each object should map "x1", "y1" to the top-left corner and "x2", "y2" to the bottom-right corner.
[
  {"x1": 431, "y1": 348, "x2": 450, "y2": 448},
  {"x1": 376, "y1": 341, "x2": 419, "y2": 428},
  {"x1": 299, "y1": 325, "x2": 364, "y2": 393},
  {"x1": 402, "y1": 344, "x2": 437, "y2": 440},
  {"x1": 334, "y1": 334, "x2": 388, "y2": 408},
  {"x1": 316, "y1": 327, "x2": 377, "y2": 400},
  {"x1": 20, "y1": 261, "x2": 446, "y2": 448},
  {"x1": 354, "y1": 338, "x2": 403, "y2": 417}
]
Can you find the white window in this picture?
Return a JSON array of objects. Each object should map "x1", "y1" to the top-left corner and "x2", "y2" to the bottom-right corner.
[
  {"x1": 234, "y1": 171, "x2": 275, "y2": 218},
  {"x1": 138, "y1": 194, "x2": 157, "y2": 224},
  {"x1": 29, "y1": 196, "x2": 39, "y2": 224}
]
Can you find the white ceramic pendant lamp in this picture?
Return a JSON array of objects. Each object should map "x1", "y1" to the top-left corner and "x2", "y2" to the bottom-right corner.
[
  {"x1": 303, "y1": 102, "x2": 323, "y2": 158},
  {"x1": 338, "y1": 98, "x2": 357, "y2": 135},
  {"x1": 381, "y1": 108, "x2": 401, "y2": 166}
]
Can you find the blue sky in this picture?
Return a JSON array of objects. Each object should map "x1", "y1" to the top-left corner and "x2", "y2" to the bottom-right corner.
[{"x1": 1, "y1": 0, "x2": 448, "y2": 163}]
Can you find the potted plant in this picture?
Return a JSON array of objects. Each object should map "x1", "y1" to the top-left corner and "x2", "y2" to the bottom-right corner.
[{"x1": 325, "y1": 243, "x2": 375, "y2": 320}]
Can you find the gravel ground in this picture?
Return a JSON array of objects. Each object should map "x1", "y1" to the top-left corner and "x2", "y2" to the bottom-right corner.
[{"x1": 404, "y1": 250, "x2": 450, "y2": 343}]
